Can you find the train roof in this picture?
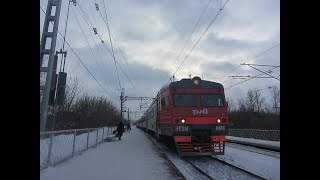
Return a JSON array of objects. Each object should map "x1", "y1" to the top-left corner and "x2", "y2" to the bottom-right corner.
[{"x1": 159, "y1": 77, "x2": 224, "y2": 93}]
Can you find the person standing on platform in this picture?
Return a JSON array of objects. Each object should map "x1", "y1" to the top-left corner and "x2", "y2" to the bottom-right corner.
[{"x1": 116, "y1": 121, "x2": 125, "y2": 140}]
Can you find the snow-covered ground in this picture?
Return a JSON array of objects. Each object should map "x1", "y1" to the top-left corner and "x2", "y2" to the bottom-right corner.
[
  {"x1": 227, "y1": 136, "x2": 280, "y2": 148},
  {"x1": 40, "y1": 126, "x2": 280, "y2": 180},
  {"x1": 40, "y1": 126, "x2": 184, "y2": 180},
  {"x1": 214, "y1": 146, "x2": 279, "y2": 179}
]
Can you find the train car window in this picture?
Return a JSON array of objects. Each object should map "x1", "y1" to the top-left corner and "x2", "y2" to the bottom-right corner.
[
  {"x1": 201, "y1": 94, "x2": 224, "y2": 107},
  {"x1": 174, "y1": 94, "x2": 197, "y2": 107}
]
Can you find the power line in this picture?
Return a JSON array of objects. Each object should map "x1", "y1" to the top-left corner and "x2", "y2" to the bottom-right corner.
[
  {"x1": 228, "y1": 75, "x2": 275, "y2": 79},
  {"x1": 76, "y1": 0, "x2": 135, "y2": 88},
  {"x1": 94, "y1": 0, "x2": 135, "y2": 88},
  {"x1": 162, "y1": 0, "x2": 212, "y2": 85},
  {"x1": 74, "y1": 3, "x2": 126, "y2": 89},
  {"x1": 40, "y1": 6, "x2": 118, "y2": 102},
  {"x1": 97, "y1": 0, "x2": 131, "y2": 69},
  {"x1": 231, "y1": 84, "x2": 278, "y2": 96},
  {"x1": 98, "y1": 4, "x2": 122, "y2": 89},
  {"x1": 73, "y1": 5, "x2": 122, "y2": 94},
  {"x1": 172, "y1": 0, "x2": 231, "y2": 77},
  {"x1": 220, "y1": 43, "x2": 280, "y2": 82},
  {"x1": 62, "y1": 36, "x2": 115, "y2": 99},
  {"x1": 76, "y1": 1, "x2": 136, "y2": 91},
  {"x1": 84, "y1": 0, "x2": 98, "y2": 26},
  {"x1": 241, "y1": 63, "x2": 280, "y2": 81},
  {"x1": 60, "y1": 0, "x2": 73, "y2": 72},
  {"x1": 225, "y1": 66, "x2": 279, "y2": 90},
  {"x1": 240, "y1": 63, "x2": 280, "y2": 67},
  {"x1": 71, "y1": 6, "x2": 118, "y2": 96},
  {"x1": 101, "y1": 0, "x2": 107, "y2": 18}
]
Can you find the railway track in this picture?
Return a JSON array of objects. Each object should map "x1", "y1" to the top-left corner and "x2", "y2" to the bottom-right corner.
[
  {"x1": 184, "y1": 156, "x2": 268, "y2": 180},
  {"x1": 144, "y1": 130, "x2": 276, "y2": 180}
]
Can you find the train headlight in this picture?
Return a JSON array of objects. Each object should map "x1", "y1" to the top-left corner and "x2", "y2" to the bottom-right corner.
[
  {"x1": 181, "y1": 119, "x2": 186, "y2": 123},
  {"x1": 217, "y1": 119, "x2": 221, "y2": 123},
  {"x1": 191, "y1": 76, "x2": 201, "y2": 85}
]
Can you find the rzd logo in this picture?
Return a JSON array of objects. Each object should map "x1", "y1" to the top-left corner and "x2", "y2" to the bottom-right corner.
[{"x1": 192, "y1": 108, "x2": 208, "y2": 115}]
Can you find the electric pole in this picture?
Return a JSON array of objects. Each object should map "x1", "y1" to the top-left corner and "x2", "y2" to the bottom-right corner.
[
  {"x1": 40, "y1": 0, "x2": 63, "y2": 132},
  {"x1": 120, "y1": 88, "x2": 125, "y2": 121},
  {"x1": 127, "y1": 108, "x2": 130, "y2": 124}
]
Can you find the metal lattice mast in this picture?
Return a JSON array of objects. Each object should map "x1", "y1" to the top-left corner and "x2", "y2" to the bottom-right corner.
[
  {"x1": 120, "y1": 88, "x2": 125, "y2": 121},
  {"x1": 40, "y1": 0, "x2": 63, "y2": 132}
]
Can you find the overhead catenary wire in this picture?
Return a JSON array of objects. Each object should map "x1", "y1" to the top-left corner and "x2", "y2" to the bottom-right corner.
[
  {"x1": 226, "y1": 83, "x2": 279, "y2": 97},
  {"x1": 74, "y1": 3, "x2": 127, "y2": 89},
  {"x1": 95, "y1": 0, "x2": 131, "y2": 69},
  {"x1": 71, "y1": 1, "x2": 136, "y2": 97},
  {"x1": 76, "y1": 0, "x2": 135, "y2": 89},
  {"x1": 71, "y1": 6, "x2": 119, "y2": 96},
  {"x1": 40, "y1": 6, "x2": 118, "y2": 102},
  {"x1": 94, "y1": 0, "x2": 135, "y2": 88},
  {"x1": 172, "y1": 0, "x2": 231, "y2": 77},
  {"x1": 99, "y1": 5, "x2": 122, "y2": 89},
  {"x1": 73, "y1": 4, "x2": 124, "y2": 94},
  {"x1": 219, "y1": 43, "x2": 280, "y2": 83},
  {"x1": 161, "y1": 0, "x2": 213, "y2": 85},
  {"x1": 225, "y1": 66, "x2": 279, "y2": 90},
  {"x1": 60, "y1": 0, "x2": 72, "y2": 72}
]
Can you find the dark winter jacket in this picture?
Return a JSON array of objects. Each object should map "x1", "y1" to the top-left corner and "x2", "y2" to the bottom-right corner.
[{"x1": 117, "y1": 122, "x2": 125, "y2": 134}]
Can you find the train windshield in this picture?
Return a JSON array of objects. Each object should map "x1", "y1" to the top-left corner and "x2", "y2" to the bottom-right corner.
[
  {"x1": 201, "y1": 94, "x2": 224, "y2": 107},
  {"x1": 174, "y1": 94, "x2": 197, "y2": 107}
]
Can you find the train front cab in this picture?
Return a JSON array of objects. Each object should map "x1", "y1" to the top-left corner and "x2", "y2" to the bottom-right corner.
[
  {"x1": 158, "y1": 77, "x2": 229, "y2": 156},
  {"x1": 174, "y1": 125, "x2": 227, "y2": 156}
]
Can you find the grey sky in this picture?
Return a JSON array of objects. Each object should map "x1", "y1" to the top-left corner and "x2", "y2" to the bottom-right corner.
[{"x1": 40, "y1": 0, "x2": 280, "y2": 119}]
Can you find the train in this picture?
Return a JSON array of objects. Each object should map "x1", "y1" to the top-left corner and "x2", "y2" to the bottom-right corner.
[{"x1": 134, "y1": 76, "x2": 229, "y2": 156}]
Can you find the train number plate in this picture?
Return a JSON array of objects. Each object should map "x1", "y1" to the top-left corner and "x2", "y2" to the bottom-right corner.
[
  {"x1": 216, "y1": 125, "x2": 225, "y2": 131},
  {"x1": 175, "y1": 126, "x2": 189, "y2": 132}
]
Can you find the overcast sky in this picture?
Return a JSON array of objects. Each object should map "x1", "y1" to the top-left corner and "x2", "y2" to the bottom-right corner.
[{"x1": 40, "y1": 0, "x2": 280, "y2": 120}]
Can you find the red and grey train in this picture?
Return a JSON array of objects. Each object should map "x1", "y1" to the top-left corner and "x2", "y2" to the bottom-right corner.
[{"x1": 135, "y1": 76, "x2": 229, "y2": 156}]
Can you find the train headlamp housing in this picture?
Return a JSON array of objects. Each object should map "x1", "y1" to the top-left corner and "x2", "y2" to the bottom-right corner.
[
  {"x1": 191, "y1": 76, "x2": 201, "y2": 85},
  {"x1": 217, "y1": 118, "x2": 227, "y2": 123}
]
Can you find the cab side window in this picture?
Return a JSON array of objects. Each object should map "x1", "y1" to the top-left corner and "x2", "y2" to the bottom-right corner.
[{"x1": 161, "y1": 96, "x2": 169, "y2": 110}]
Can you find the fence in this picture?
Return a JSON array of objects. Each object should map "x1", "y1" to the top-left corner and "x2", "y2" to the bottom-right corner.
[
  {"x1": 40, "y1": 126, "x2": 116, "y2": 171},
  {"x1": 228, "y1": 129, "x2": 280, "y2": 141}
]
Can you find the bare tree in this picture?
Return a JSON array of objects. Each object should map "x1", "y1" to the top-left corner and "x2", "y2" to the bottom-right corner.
[
  {"x1": 238, "y1": 97, "x2": 247, "y2": 112},
  {"x1": 226, "y1": 97, "x2": 235, "y2": 112},
  {"x1": 253, "y1": 90, "x2": 265, "y2": 113},
  {"x1": 243, "y1": 89, "x2": 266, "y2": 113},
  {"x1": 245, "y1": 90, "x2": 255, "y2": 112},
  {"x1": 63, "y1": 77, "x2": 82, "y2": 111},
  {"x1": 229, "y1": 88, "x2": 279, "y2": 130},
  {"x1": 269, "y1": 85, "x2": 280, "y2": 115}
]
